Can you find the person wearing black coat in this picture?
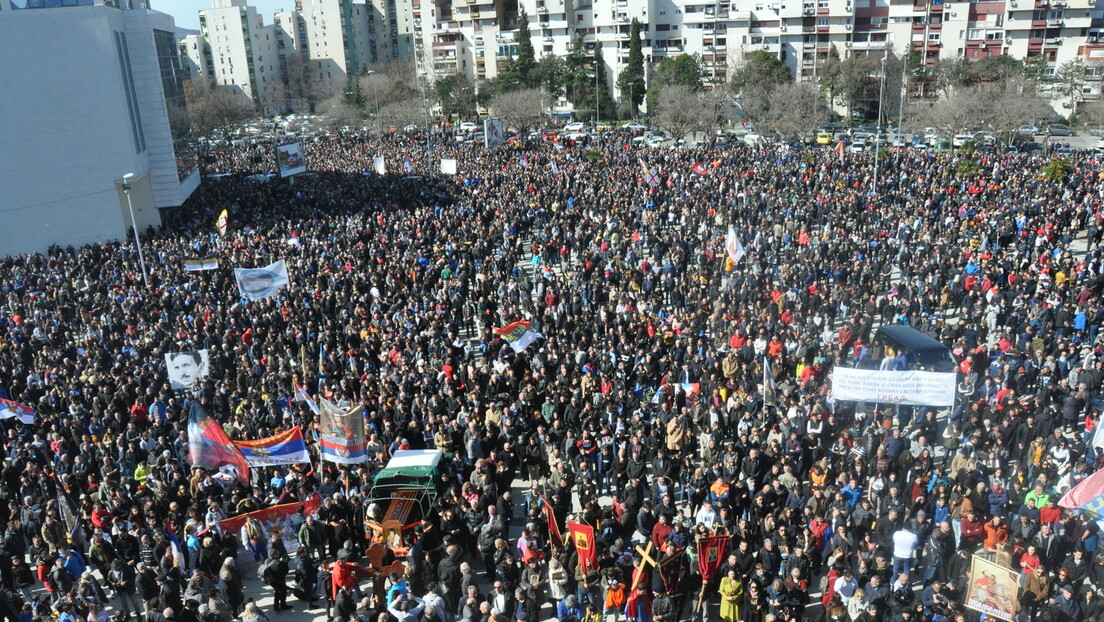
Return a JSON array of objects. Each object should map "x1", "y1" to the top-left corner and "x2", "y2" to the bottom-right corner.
[
  {"x1": 263, "y1": 555, "x2": 291, "y2": 610},
  {"x1": 293, "y1": 550, "x2": 319, "y2": 608},
  {"x1": 437, "y1": 545, "x2": 462, "y2": 614},
  {"x1": 136, "y1": 564, "x2": 159, "y2": 607},
  {"x1": 333, "y1": 585, "x2": 356, "y2": 622}
]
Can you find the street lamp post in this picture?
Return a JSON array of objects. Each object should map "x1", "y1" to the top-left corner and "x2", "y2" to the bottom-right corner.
[
  {"x1": 872, "y1": 51, "x2": 888, "y2": 197},
  {"x1": 365, "y1": 70, "x2": 381, "y2": 139},
  {"x1": 121, "y1": 173, "x2": 149, "y2": 287}
]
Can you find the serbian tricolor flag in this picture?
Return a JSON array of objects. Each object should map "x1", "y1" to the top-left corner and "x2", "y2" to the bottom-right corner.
[
  {"x1": 293, "y1": 380, "x2": 320, "y2": 415},
  {"x1": 567, "y1": 521, "x2": 598, "y2": 574},
  {"x1": 233, "y1": 426, "x2": 311, "y2": 468},
  {"x1": 680, "y1": 383, "x2": 700, "y2": 396},
  {"x1": 494, "y1": 320, "x2": 544, "y2": 353},
  {"x1": 539, "y1": 494, "x2": 563, "y2": 547},
  {"x1": 691, "y1": 162, "x2": 709, "y2": 176},
  {"x1": 697, "y1": 535, "x2": 729, "y2": 580},
  {"x1": 165, "y1": 520, "x2": 184, "y2": 569},
  {"x1": 1060, "y1": 466, "x2": 1104, "y2": 518},
  {"x1": 0, "y1": 398, "x2": 35, "y2": 425},
  {"x1": 217, "y1": 209, "x2": 229, "y2": 236},
  {"x1": 187, "y1": 401, "x2": 250, "y2": 482},
  {"x1": 520, "y1": 153, "x2": 530, "y2": 169}
]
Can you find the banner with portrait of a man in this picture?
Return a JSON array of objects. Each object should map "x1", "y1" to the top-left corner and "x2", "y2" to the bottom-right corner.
[{"x1": 165, "y1": 350, "x2": 209, "y2": 393}]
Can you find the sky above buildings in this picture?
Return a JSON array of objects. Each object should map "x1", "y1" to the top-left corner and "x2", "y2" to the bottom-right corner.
[{"x1": 157, "y1": 0, "x2": 290, "y2": 31}]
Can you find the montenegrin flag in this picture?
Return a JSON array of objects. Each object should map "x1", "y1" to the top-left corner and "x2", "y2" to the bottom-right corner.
[
  {"x1": 494, "y1": 320, "x2": 544, "y2": 353},
  {"x1": 233, "y1": 426, "x2": 312, "y2": 468}
]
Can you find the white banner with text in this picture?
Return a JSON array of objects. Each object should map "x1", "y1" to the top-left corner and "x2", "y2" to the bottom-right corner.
[{"x1": 831, "y1": 367, "x2": 956, "y2": 406}]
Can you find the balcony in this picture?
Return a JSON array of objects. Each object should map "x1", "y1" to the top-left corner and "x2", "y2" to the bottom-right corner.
[
  {"x1": 1044, "y1": 37, "x2": 1061, "y2": 43},
  {"x1": 1047, "y1": 18, "x2": 1063, "y2": 26},
  {"x1": 848, "y1": 39, "x2": 892, "y2": 49}
]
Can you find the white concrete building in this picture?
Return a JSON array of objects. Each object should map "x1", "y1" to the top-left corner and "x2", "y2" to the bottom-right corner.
[
  {"x1": 0, "y1": 0, "x2": 198, "y2": 255},
  {"x1": 409, "y1": 0, "x2": 1104, "y2": 112},
  {"x1": 198, "y1": 0, "x2": 283, "y2": 115}
]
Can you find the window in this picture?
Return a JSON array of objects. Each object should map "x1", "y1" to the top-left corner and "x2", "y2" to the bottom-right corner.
[
  {"x1": 816, "y1": 17, "x2": 828, "y2": 26},
  {"x1": 928, "y1": 32, "x2": 940, "y2": 41},
  {"x1": 967, "y1": 28, "x2": 982, "y2": 39},
  {"x1": 818, "y1": 0, "x2": 829, "y2": 7},
  {"x1": 986, "y1": 31, "x2": 1004, "y2": 41},
  {"x1": 1048, "y1": 10, "x2": 1063, "y2": 19}
]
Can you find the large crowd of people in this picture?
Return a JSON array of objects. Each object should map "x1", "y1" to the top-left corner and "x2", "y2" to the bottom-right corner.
[{"x1": 1, "y1": 126, "x2": 1103, "y2": 622}]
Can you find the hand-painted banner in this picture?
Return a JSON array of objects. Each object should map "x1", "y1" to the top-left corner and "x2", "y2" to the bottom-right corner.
[
  {"x1": 567, "y1": 521, "x2": 597, "y2": 574},
  {"x1": 319, "y1": 398, "x2": 367, "y2": 464},
  {"x1": 697, "y1": 535, "x2": 729, "y2": 580},
  {"x1": 209, "y1": 493, "x2": 322, "y2": 536},
  {"x1": 234, "y1": 426, "x2": 311, "y2": 467},
  {"x1": 964, "y1": 555, "x2": 1019, "y2": 622},
  {"x1": 830, "y1": 367, "x2": 956, "y2": 406}
]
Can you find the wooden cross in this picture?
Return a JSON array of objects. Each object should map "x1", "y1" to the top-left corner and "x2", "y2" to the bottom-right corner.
[{"x1": 629, "y1": 541, "x2": 659, "y2": 591}]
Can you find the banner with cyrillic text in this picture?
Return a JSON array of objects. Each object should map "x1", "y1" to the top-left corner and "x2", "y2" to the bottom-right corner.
[{"x1": 831, "y1": 367, "x2": 956, "y2": 406}]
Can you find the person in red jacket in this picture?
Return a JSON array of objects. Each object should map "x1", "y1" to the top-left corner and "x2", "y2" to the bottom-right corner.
[{"x1": 960, "y1": 511, "x2": 986, "y2": 551}]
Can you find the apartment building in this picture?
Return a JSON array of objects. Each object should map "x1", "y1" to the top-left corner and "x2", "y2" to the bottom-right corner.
[
  {"x1": 193, "y1": 0, "x2": 283, "y2": 115},
  {"x1": 410, "y1": 0, "x2": 1104, "y2": 106}
]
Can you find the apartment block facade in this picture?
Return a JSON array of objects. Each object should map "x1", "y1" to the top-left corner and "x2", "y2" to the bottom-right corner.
[{"x1": 411, "y1": 0, "x2": 1104, "y2": 106}]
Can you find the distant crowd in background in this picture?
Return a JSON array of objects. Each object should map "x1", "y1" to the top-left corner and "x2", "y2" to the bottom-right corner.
[{"x1": 2, "y1": 132, "x2": 1104, "y2": 622}]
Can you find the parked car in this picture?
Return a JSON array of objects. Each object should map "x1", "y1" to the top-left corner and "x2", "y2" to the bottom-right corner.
[
  {"x1": 459, "y1": 121, "x2": 479, "y2": 132},
  {"x1": 849, "y1": 139, "x2": 868, "y2": 153},
  {"x1": 816, "y1": 132, "x2": 833, "y2": 145},
  {"x1": 1095, "y1": 137, "x2": 1104, "y2": 150},
  {"x1": 563, "y1": 121, "x2": 585, "y2": 132},
  {"x1": 1047, "y1": 124, "x2": 1076, "y2": 136},
  {"x1": 1017, "y1": 125, "x2": 1041, "y2": 135},
  {"x1": 952, "y1": 133, "x2": 973, "y2": 148},
  {"x1": 622, "y1": 121, "x2": 647, "y2": 131},
  {"x1": 1020, "y1": 142, "x2": 1044, "y2": 154},
  {"x1": 820, "y1": 122, "x2": 844, "y2": 134}
]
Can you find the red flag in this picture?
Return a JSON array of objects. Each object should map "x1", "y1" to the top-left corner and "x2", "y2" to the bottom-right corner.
[
  {"x1": 187, "y1": 402, "x2": 250, "y2": 482},
  {"x1": 691, "y1": 162, "x2": 709, "y2": 176},
  {"x1": 567, "y1": 521, "x2": 597, "y2": 573},
  {"x1": 539, "y1": 495, "x2": 563, "y2": 547},
  {"x1": 696, "y1": 535, "x2": 729, "y2": 580}
]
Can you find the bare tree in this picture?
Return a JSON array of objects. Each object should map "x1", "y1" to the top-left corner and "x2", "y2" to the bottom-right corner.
[
  {"x1": 973, "y1": 79, "x2": 1049, "y2": 145},
  {"x1": 490, "y1": 88, "x2": 549, "y2": 138},
  {"x1": 775, "y1": 83, "x2": 826, "y2": 139},
  {"x1": 735, "y1": 81, "x2": 784, "y2": 132},
  {"x1": 379, "y1": 99, "x2": 426, "y2": 131},
  {"x1": 285, "y1": 55, "x2": 324, "y2": 114},
  {"x1": 321, "y1": 96, "x2": 365, "y2": 129},
  {"x1": 914, "y1": 85, "x2": 983, "y2": 152},
  {"x1": 184, "y1": 78, "x2": 255, "y2": 138},
  {"x1": 653, "y1": 84, "x2": 713, "y2": 141},
  {"x1": 1081, "y1": 100, "x2": 1104, "y2": 133}
]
